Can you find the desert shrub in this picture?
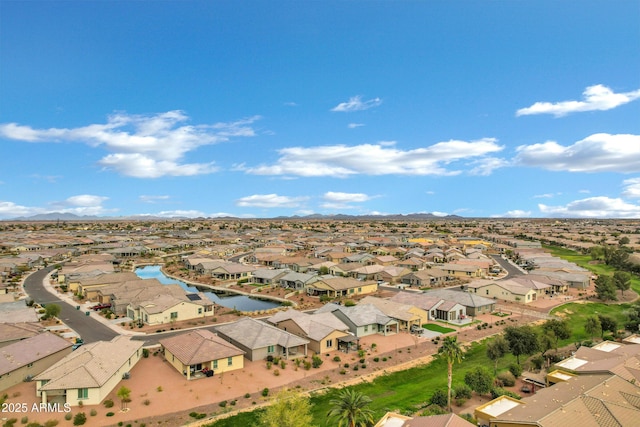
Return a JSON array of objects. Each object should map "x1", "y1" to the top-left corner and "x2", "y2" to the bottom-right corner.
[
  {"x1": 273, "y1": 369, "x2": 280, "y2": 376},
  {"x1": 429, "y1": 388, "x2": 448, "y2": 407},
  {"x1": 72, "y1": 412, "x2": 86, "y2": 426},
  {"x1": 508, "y1": 363, "x2": 523, "y2": 378},
  {"x1": 3, "y1": 418, "x2": 17, "y2": 427},
  {"x1": 103, "y1": 399, "x2": 114, "y2": 408},
  {"x1": 333, "y1": 356, "x2": 341, "y2": 362},
  {"x1": 454, "y1": 384, "x2": 472, "y2": 400},
  {"x1": 219, "y1": 400, "x2": 227, "y2": 408},
  {"x1": 64, "y1": 414, "x2": 72, "y2": 421},
  {"x1": 188, "y1": 412, "x2": 206, "y2": 419},
  {"x1": 106, "y1": 412, "x2": 115, "y2": 417},
  {"x1": 491, "y1": 387, "x2": 522, "y2": 400},
  {"x1": 142, "y1": 348, "x2": 149, "y2": 358},
  {"x1": 89, "y1": 409, "x2": 97, "y2": 416},
  {"x1": 312, "y1": 355, "x2": 323, "y2": 368},
  {"x1": 262, "y1": 388, "x2": 269, "y2": 397},
  {"x1": 497, "y1": 371, "x2": 516, "y2": 387},
  {"x1": 143, "y1": 399, "x2": 150, "y2": 406},
  {"x1": 244, "y1": 393, "x2": 251, "y2": 398}
]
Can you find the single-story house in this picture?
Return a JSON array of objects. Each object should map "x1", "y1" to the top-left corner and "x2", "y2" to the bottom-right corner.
[
  {"x1": 34, "y1": 336, "x2": 143, "y2": 407},
  {"x1": 266, "y1": 309, "x2": 351, "y2": 354},
  {"x1": 419, "y1": 288, "x2": 496, "y2": 317},
  {"x1": 401, "y1": 269, "x2": 449, "y2": 287},
  {"x1": 306, "y1": 277, "x2": 378, "y2": 298},
  {"x1": 126, "y1": 292, "x2": 214, "y2": 326},
  {"x1": 0, "y1": 332, "x2": 73, "y2": 392},
  {"x1": 315, "y1": 303, "x2": 399, "y2": 337},
  {"x1": 389, "y1": 292, "x2": 467, "y2": 323},
  {"x1": 215, "y1": 317, "x2": 309, "y2": 361},
  {"x1": 160, "y1": 329, "x2": 245, "y2": 380},
  {"x1": 466, "y1": 279, "x2": 538, "y2": 304},
  {"x1": 359, "y1": 296, "x2": 427, "y2": 331}
]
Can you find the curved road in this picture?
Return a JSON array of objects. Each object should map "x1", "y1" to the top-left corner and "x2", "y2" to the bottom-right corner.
[
  {"x1": 23, "y1": 268, "x2": 228, "y2": 346},
  {"x1": 23, "y1": 268, "x2": 118, "y2": 344}
]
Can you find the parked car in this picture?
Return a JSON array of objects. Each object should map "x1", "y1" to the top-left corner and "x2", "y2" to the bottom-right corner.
[{"x1": 92, "y1": 303, "x2": 111, "y2": 310}]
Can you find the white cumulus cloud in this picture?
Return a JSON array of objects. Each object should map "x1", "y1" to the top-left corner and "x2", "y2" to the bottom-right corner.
[
  {"x1": 235, "y1": 194, "x2": 309, "y2": 208},
  {"x1": 515, "y1": 133, "x2": 640, "y2": 173},
  {"x1": 622, "y1": 178, "x2": 640, "y2": 199},
  {"x1": 240, "y1": 139, "x2": 504, "y2": 178},
  {"x1": 0, "y1": 111, "x2": 260, "y2": 178},
  {"x1": 516, "y1": 84, "x2": 640, "y2": 117},
  {"x1": 331, "y1": 96, "x2": 382, "y2": 112},
  {"x1": 539, "y1": 196, "x2": 640, "y2": 218}
]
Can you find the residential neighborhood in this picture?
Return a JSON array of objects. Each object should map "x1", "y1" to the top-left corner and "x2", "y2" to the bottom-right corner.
[{"x1": 0, "y1": 218, "x2": 639, "y2": 426}]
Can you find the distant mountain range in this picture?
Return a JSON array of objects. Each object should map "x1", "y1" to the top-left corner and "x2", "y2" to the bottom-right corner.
[{"x1": 6, "y1": 212, "x2": 464, "y2": 221}]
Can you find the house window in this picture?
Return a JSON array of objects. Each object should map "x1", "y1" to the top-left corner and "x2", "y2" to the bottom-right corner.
[
  {"x1": 358, "y1": 287, "x2": 362, "y2": 293},
  {"x1": 349, "y1": 289, "x2": 354, "y2": 294},
  {"x1": 267, "y1": 345, "x2": 275, "y2": 354},
  {"x1": 227, "y1": 357, "x2": 233, "y2": 366},
  {"x1": 170, "y1": 312, "x2": 178, "y2": 319},
  {"x1": 77, "y1": 388, "x2": 89, "y2": 400},
  {"x1": 364, "y1": 325, "x2": 369, "y2": 332},
  {"x1": 486, "y1": 290, "x2": 489, "y2": 295},
  {"x1": 213, "y1": 360, "x2": 218, "y2": 369},
  {"x1": 326, "y1": 339, "x2": 333, "y2": 348},
  {"x1": 198, "y1": 308, "x2": 202, "y2": 314}
]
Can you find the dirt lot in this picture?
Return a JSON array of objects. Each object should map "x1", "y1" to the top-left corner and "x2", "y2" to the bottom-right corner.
[{"x1": 2, "y1": 310, "x2": 539, "y2": 427}]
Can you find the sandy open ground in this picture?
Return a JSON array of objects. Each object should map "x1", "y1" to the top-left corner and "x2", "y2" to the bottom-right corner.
[{"x1": 1, "y1": 310, "x2": 540, "y2": 427}]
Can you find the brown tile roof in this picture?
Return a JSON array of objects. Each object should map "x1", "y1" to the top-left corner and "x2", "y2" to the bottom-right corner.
[
  {"x1": 34, "y1": 336, "x2": 142, "y2": 391},
  {"x1": 0, "y1": 332, "x2": 72, "y2": 375},
  {"x1": 159, "y1": 329, "x2": 244, "y2": 365}
]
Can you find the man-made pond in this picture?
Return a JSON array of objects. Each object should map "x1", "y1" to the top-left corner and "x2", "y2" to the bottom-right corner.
[{"x1": 135, "y1": 265, "x2": 281, "y2": 312}]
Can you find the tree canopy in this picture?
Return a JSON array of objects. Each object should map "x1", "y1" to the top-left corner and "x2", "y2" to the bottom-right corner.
[
  {"x1": 327, "y1": 389, "x2": 375, "y2": 427},
  {"x1": 486, "y1": 335, "x2": 509, "y2": 375},
  {"x1": 259, "y1": 388, "x2": 314, "y2": 427},
  {"x1": 464, "y1": 367, "x2": 493, "y2": 395},
  {"x1": 438, "y1": 336, "x2": 464, "y2": 412},
  {"x1": 504, "y1": 325, "x2": 539, "y2": 365},
  {"x1": 594, "y1": 275, "x2": 617, "y2": 301}
]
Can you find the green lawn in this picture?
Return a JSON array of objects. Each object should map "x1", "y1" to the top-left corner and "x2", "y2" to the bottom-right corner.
[
  {"x1": 423, "y1": 323, "x2": 456, "y2": 334},
  {"x1": 550, "y1": 302, "x2": 631, "y2": 344},
  {"x1": 209, "y1": 339, "x2": 517, "y2": 427}
]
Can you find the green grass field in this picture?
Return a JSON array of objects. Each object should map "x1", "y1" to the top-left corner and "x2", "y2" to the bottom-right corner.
[
  {"x1": 423, "y1": 323, "x2": 456, "y2": 334},
  {"x1": 209, "y1": 339, "x2": 517, "y2": 427},
  {"x1": 551, "y1": 302, "x2": 631, "y2": 344}
]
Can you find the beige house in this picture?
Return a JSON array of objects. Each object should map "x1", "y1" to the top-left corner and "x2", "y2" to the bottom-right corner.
[
  {"x1": 359, "y1": 296, "x2": 427, "y2": 331},
  {"x1": 0, "y1": 332, "x2": 72, "y2": 392},
  {"x1": 266, "y1": 309, "x2": 350, "y2": 354},
  {"x1": 127, "y1": 292, "x2": 214, "y2": 326},
  {"x1": 306, "y1": 277, "x2": 378, "y2": 298},
  {"x1": 34, "y1": 336, "x2": 143, "y2": 407},
  {"x1": 76, "y1": 272, "x2": 140, "y2": 300},
  {"x1": 466, "y1": 279, "x2": 538, "y2": 303},
  {"x1": 160, "y1": 330, "x2": 245, "y2": 380}
]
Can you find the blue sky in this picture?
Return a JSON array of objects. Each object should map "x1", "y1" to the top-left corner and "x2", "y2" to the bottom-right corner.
[{"x1": 1, "y1": 1, "x2": 639, "y2": 219}]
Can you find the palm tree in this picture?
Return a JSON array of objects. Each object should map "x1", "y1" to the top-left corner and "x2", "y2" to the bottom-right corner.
[
  {"x1": 327, "y1": 388, "x2": 375, "y2": 427},
  {"x1": 438, "y1": 335, "x2": 464, "y2": 412}
]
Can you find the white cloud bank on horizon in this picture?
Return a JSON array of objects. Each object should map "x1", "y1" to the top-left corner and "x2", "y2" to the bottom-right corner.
[
  {"x1": 0, "y1": 111, "x2": 260, "y2": 178},
  {"x1": 235, "y1": 193, "x2": 309, "y2": 208},
  {"x1": 539, "y1": 196, "x2": 640, "y2": 218},
  {"x1": 516, "y1": 84, "x2": 640, "y2": 117},
  {"x1": 515, "y1": 133, "x2": 640, "y2": 173},
  {"x1": 331, "y1": 96, "x2": 382, "y2": 112},
  {"x1": 0, "y1": 194, "x2": 114, "y2": 218},
  {"x1": 321, "y1": 191, "x2": 376, "y2": 210},
  {"x1": 239, "y1": 139, "x2": 505, "y2": 177}
]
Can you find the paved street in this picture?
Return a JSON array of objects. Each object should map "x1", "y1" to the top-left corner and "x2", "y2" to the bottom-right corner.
[
  {"x1": 23, "y1": 268, "x2": 119, "y2": 344},
  {"x1": 491, "y1": 253, "x2": 526, "y2": 278}
]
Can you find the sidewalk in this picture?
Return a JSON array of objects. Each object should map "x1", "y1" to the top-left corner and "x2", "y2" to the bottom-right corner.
[{"x1": 39, "y1": 271, "x2": 145, "y2": 337}]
